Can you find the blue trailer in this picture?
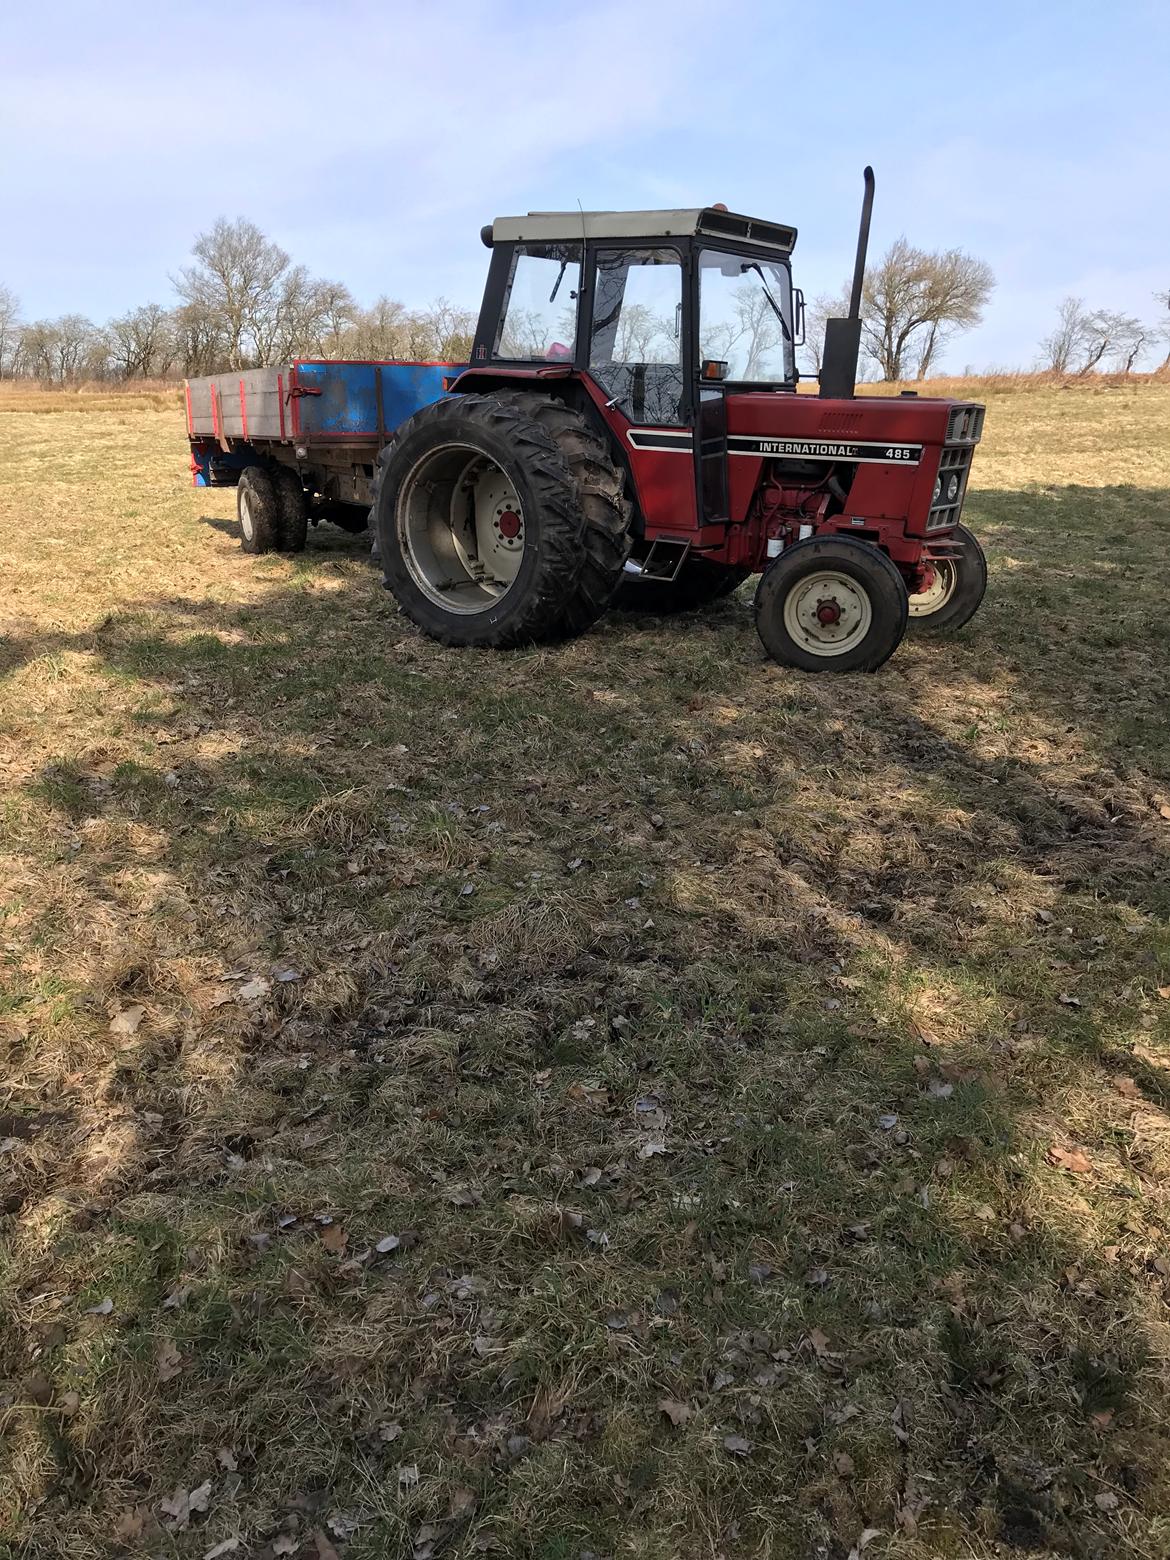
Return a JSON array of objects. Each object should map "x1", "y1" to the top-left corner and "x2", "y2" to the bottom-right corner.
[{"x1": 184, "y1": 359, "x2": 455, "y2": 552}]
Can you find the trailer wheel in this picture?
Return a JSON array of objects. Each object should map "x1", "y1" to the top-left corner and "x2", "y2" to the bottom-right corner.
[
  {"x1": 237, "y1": 468, "x2": 280, "y2": 555},
  {"x1": 906, "y1": 524, "x2": 987, "y2": 634},
  {"x1": 615, "y1": 556, "x2": 751, "y2": 613},
  {"x1": 753, "y1": 536, "x2": 908, "y2": 673},
  {"x1": 373, "y1": 393, "x2": 630, "y2": 648},
  {"x1": 272, "y1": 468, "x2": 308, "y2": 553}
]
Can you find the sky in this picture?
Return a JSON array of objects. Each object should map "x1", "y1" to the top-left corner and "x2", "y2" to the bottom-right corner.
[{"x1": 2, "y1": 0, "x2": 1168, "y2": 373}]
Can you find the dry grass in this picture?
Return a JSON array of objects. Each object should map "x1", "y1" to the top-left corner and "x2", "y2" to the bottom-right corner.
[{"x1": 2, "y1": 379, "x2": 1170, "y2": 1559}]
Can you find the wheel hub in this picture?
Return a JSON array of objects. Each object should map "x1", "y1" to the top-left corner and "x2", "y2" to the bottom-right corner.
[
  {"x1": 908, "y1": 558, "x2": 958, "y2": 617},
  {"x1": 782, "y1": 570, "x2": 873, "y2": 656},
  {"x1": 398, "y1": 444, "x2": 526, "y2": 615}
]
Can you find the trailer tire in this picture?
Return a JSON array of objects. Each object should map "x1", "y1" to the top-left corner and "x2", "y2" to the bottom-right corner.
[
  {"x1": 906, "y1": 524, "x2": 987, "y2": 634},
  {"x1": 615, "y1": 556, "x2": 751, "y2": 613},
  {"x1": 753, "y1": 536, "x2": 908, "y2": 673},
  {"x1": 272, "y1": 468, "x2": 309, "y2": 552},
  {"x1": 373, "y1": 393, "x2": 630, "y2": 648},
  {"x1": 237, "y1": 468, "x2": 280, "y2": 555}
]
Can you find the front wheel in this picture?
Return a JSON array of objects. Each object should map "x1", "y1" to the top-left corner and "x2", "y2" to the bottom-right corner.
[
  {"x1": 753, "y1": 536, "x2": 908, "y2": 673},
  {"x1": 906, "y1": 524, "x2": 987, "y2": 633}
]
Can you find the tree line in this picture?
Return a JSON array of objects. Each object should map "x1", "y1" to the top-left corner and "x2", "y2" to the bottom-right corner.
[
  {"x1": 1, "y1": 217, "x2": 1167, "y2": 385},
  {"x1": 0, "y1": 219, "x2": 477, "y2": 384}
]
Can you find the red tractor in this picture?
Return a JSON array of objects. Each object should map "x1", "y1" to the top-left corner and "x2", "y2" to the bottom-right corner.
[{"x1": 373, "y1": 170, "x2": 986, "y2": 672}]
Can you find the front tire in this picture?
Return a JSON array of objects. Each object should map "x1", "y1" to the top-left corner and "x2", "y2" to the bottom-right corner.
[
  {"x1": 906, "y1": 524, "x2": 987, "y2": 633},
  {"x1": 754, "y1": 536, "x2": 908, "y2": 673},
  {"x1": 237, "y1": 468, "x2": 280, "y2": 555},
  {"x1": 373, "y1": 393, "x2": 630, "y2": 649}
]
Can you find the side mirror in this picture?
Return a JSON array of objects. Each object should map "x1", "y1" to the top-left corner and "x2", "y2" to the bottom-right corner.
[
  {"x1": 701, "y1": 359, "x2": 728, "y2": 382},
  {"x1": 793, "y1": 288, "x2": 806, "y2": 347}
]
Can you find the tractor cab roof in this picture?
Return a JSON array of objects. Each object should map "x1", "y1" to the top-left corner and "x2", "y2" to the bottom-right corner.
[{"x1": 487, "y1": 207, "x2": 797, "y2": 255}]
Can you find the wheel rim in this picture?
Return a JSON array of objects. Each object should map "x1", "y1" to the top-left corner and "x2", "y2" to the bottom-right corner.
[
  {"x1": 240, "y1": 488, "x2": 255, "y2": 541},
  {"x1": 908, "y1": 560, "x2": 958, "y2": 617},
  {"x1": 782, "y1": 569, "x2": 873, "y2": 657},
  {"x1": 397, "y1": 444, "x2": 525, "y2": 615}
]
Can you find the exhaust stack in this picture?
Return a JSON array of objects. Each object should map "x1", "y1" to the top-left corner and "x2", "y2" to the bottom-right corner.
[{"x1": 819, "y1": 166, "x2": 874, "y2": 400}]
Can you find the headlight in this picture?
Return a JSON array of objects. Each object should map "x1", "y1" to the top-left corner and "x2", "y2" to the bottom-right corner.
[
  {"x1": 933, "y1": 476, "x2": 941, "y2": 502},
  {"x1": 946, "y1": 474, "x2": 960, "y2": 501}
]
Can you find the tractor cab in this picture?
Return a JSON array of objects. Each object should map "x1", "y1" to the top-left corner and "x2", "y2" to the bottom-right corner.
[{"x1": 467, "y1": 207, "x2": 804, "y2": 528}]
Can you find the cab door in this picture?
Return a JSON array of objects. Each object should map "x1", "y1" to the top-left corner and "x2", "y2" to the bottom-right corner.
[{"x1": 696, "y1": 379, "x2": 729, "y2": 522}]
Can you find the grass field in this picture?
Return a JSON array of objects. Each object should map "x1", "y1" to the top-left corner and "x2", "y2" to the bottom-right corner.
[{"x1": 2, "y1": 377, "x2": 1170, "y2": 1560}]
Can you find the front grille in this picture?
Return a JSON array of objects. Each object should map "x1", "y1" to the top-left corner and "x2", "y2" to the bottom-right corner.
[
  {"x1": 927, "y1": 443, "x2": 974, "y2": 530},
  {"x1": 946, "y1": 404, "x2": 985, "y2": 443}
]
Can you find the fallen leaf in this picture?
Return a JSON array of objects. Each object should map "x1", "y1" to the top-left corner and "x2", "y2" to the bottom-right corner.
[
  {"x1": 398, "y1": 1463, "x2": 420, "y2": 1488},
  {"x1": 849, "y1": 1529, "x2": 884, "y2": 1559},
  {"x1": 808, "y1": 1328, "x2": 832, "y2": 1358},
  {"x1": 1159, "y1": 805, "x2": 1170, "y2": 822},
  {"x1": 320, "y1": 1224, "x2": 348, "y2": 1255},
  {"x1": 59, "y1": 1389, "x2": 80, "y2": 1415},
  {"x1": 273, "y1": 967, "x2": 302, "y2": 983},
  {"x1": 160, "y1": 1479, "x2": 212, "y2": 1531},
  {"x1": 114, "y1": 1508, "x2": 148, "y2": 1542},
  {"x1": 379, "y1": 1420, "x2": 403, "y2": 1442},
  {"x1": 272, "y1": 1536, "x2": 298, "y2": 1556},
  {"x1": 834, "y1": 1451, "x2": 855, "y2": 1476},
  {"x1": 216, "y1": 1447, "x2": 238, "y2": 1471},
  {"x1": 1058, "y1": 991, "x2": 1082, "y2": 1008},
  {"x1": 109, "y1": 1004, "x2": 145, "y2": 1037},
  {"x1": 314, "y1": 1531, "x2": 342, "y2": 1560},
  {"x1": 722, "y1": 1434, "x2": 753, "y2": 1456},
  {"x1": 1092, "y1": 1408, "x2": 1115, "y2": 1430},
  {"x1": 156, "y1": 1339, "x2": 184, "y2": 1382},
  {"x1": 1114, "y1": 1076, "x2": 1141, "y2": 1099},
  {"x1": 1094, "y1": 1490, "x2": 1119, "y2": 1511},
  {"x1": 926, "y1": 1078, "x2": 954, "y2": 1099},
  {"x1": 1048, "y1": 1144, "x2": 1092, "y2": 1174},
  {"x1": 567, "y1": 1081, "x2": 609, "y2": 1107},
  {"x1": 658, "y1": 1398, "x2": 690, "y2": 1427},
  {"x1": 1157, "y1": 986, "x2": 1170, "y2": 1000},
  {"x1": 238, "y1": 976, "x2": 271, "y2": 1001},
  {"x1": 204, "y1": 1540, "x2": 240, "y2": 1559},
  {"x1": 84, "y1": 1297, "x2": 114, "y2": 1316},
  {"x1": 448, "y1": 1486, "x2": 477, "y2": 1520},
  {"x1": 375, "y1": 1234, "x2": 401, "y2": 1254}
]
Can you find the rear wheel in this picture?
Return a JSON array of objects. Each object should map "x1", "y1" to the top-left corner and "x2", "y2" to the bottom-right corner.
[
  {"x1": 272, "y1": 468, "x2": 308, "y2": 552},
  {"x1": 237, "y1": 468, "x2": 279, "y2": 555},
  {"x1": 615, "y1": 555, "x2": 751, "y2": 613},
  {"x1": 373, "y1": 393, "x2": 630, "y2": 648},
  {"x1": 906, "y1": 524, "x2": 987, "y2": 633},
  {"x1": 754, "y1": 536, "x2": 908, "y2": 673}
]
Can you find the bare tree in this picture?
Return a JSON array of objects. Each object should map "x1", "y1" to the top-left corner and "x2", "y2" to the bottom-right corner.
[
  {"x1": 1038, "y1": 296, "x2": 1088, "y2": 374},
  {"x1": 1153, "y1": 288, "x2": 1170, "y2": 371},
  {"x1": 0, "y1": 285, "x2": 21, "y2": 378},
  {"x1": 175, "y1": 218, "x2": 291, "y2": 369},
  {"x1": 107, "y1": 303, "x2": 177, "y2": 379},
  {"x1": 1039, "y1": 297, "x2": 1148, "y2": 374},
  {"x1": 860, "y1": 239, "x2": 994, "y2": 380}
]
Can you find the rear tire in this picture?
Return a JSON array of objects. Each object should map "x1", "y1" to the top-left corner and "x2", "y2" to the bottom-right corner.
[
  {"x1": 237, "y1": 468, "x2": 280, "y2": 555},
  {"x1": 906, "y1": 524, "x2": 987, "y2": 633},
  {"x1": 372, "y1": 393, "x2": 630, "y2": 648},
  {"x1": 272, "y1": 468, "x2": 308, "y2": 553},
  {"x1": 615, "y1": 556, "x2": 750, "y2": 613},
  {"x1": 754, "y1": 536, "x2": 908, "y2": 673}
]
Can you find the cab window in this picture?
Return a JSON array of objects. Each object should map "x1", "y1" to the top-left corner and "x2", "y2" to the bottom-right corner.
[
  {"x1": 698, "y1": 248, "x2": 795, "y2": 382},
  {"x1": 495, "y1": 243, "x2": 581, "y2": 361},
  {"x1": 589, "y1": 247, "x2": 684, "y2": 424}
]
